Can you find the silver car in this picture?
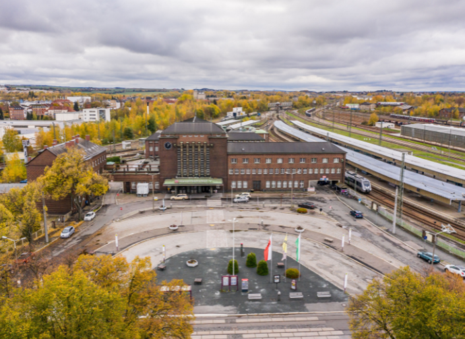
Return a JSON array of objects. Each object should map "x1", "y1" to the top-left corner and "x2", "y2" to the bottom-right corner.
[{"x1": 60, "y1": 226, "x2": 75, "y2": 239}]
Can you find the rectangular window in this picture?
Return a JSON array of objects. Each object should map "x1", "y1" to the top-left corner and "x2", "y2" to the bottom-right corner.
[
  {"x1": 281, "y1": 169, "x2": 285, "y2": 174},
  {"x1": 315, "y1": 168, "x2": 318, "y2": 174},
  {"x1": 231, "y1": 158, "x2": 237, "y2": 164},
  {"x1": 241, "y1": 169, "x2": 245, "y2": 175},
  {"x1": 229, "y1": 169, "x2": 233, "y2": 175},
  {"x1": 294, "y1": 181, "x2": 299, "y2": 188},
  {"x1": 337, "y1": 168, "x2": 341, "y2": 174},
  {"x1": 297, "y1": 169, "x2": 302, "y2": 174},
  {"x1": 300, "y1": 180, "x2": 304, "y2": 188},
  {"x1": 266, "y1": 158, "x2": 271, "y2": 164},
  {"x1": 258, "y1": 169, "x2": 262, "y2": 174},
  {"x1": 252, "y1": 169, "x2": 256, "y2": 174},
  {"x1": 264, "y1": 169, "x2": 268, "y2": 174},
  {"x1": 277, "y1": 181, "x2": 282, "y2": 188},
  {"x1": 269, "y1": 169, "x2": 273, "y2": 174},
  {"x1": 303, "y1": 169, "x2": 307, "y2": 174},
  {"x1": 243, "y1": 158, "x2": 249, "y2": 164},
  {"x1": 283, "y1": 181, "x2": 287, "y2": 188},
  {"x1": 155, "y1": 146, "x2": 159, "y2": 151},
  {"x1": 322, "y1": 158, "x2": 328, "y2": 164},
  {"x1": 300, "y1": 158, "x2": 306, "y2": 163},
  {"x1": 331, "y1": 168, "x2": 335, "y2": 174},
  {"x1": 277, "y1": 158, "x2": 283, "y2": 164},
  {"x1": 155, "y1": 182, "x2": 160, "y2": 189},
  {"x1": 333, "y1": 158, "x2": 340, "y2": 163},
  {"x1": 238, "y1": 181, "x2": 242, "y2": 189},
  {"x1": 231, "y1": 181, "x2": 236, "y2": 189},
  {"x1": 266, "y1": 181, "x2": 270, "y2": 188},
  {"x1": 243, "y1": 181, "x2": 248, "y2": 189},
  {"x1": 311, "y1": 158, "x2": 317, "y2": 163},
  {"x1": 309, "y1": 168, "x2": 313, "y2": 174},
  {"x1": 292, "y1": 169, "x2": 296, "y2": 174},
  {"x1": 289, "y1": 158, "x2": 295, "y2": 164},
  {"x1": 272, "y1": 181, "x2": 276, "y2": 188},
  {"x1": 321, "y1": 168, "x2": 324, "y2": 174},
  {"x1": 246, "y1": 169, "x2": 251, "y2": 174},
  {"x1": 254, "y1": 158, "x2": 260, "y2": 164},
  {"x1": 235, "y1": 169, "x2": 239, "y2": 174},
  {"x1": 149, "y1": 147, "x2": 153, "y2": 152},
  {"x1": 289, "y1": 181, "x2": 293, "y2": 188},
  {"x1": 326, "y1": 168, "x2": 330, "y2": 174}
]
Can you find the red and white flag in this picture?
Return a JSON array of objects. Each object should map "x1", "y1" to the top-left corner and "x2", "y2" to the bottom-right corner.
[{"x1": 264, "y1": 235, "x2": 272, "y2": 261}]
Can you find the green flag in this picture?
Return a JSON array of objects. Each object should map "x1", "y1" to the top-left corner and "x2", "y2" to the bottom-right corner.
[{"x1": 295, "y1": 234, "x2": 301, "y2": 262}]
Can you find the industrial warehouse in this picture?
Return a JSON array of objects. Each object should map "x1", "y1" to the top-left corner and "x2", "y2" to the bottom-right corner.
[{"x1": 111, "y1": 117, "x2": 346, "y2": 194}]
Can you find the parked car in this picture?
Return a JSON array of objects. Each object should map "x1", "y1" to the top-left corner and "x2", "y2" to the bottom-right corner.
[
  {"x1": 444, "y1": 264, "x2": 465, "y2": 278},
  {"x1": 15, "y1": 252, "x2": 35, "y2": 265},
  {"x1": 233, "y1": 196, "x2": 249, "y2": 203},
  {"x1": 60, "y1": 226, "x2": 75, "y2": 239},
  {"x1": 350, "y1": 210, "x2": 364, "y2": 218},
  {"x1": 298, "y1": 202, "x2": 316, "y2": 209},
  {"x1": 235, "y1": 192, "x2": 252, "y2": 199},
  {"x1": 417, "y1": 251, "x2": 440, "y2": 264},
  {"x1": 170, "y1": 194, "x2": 188, "y2": 200},
  {"x1": 84, "y1": 211, "x2": 96, "y2": 221}
]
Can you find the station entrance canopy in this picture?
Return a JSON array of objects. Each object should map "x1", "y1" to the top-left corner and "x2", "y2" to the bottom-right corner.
[{"x1": 163, "y1": 178, "x2": 223, "y2": 186}]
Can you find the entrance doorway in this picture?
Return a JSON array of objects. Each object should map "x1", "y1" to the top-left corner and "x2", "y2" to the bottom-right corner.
[{"x1": 253, "y1": 181, "x2": 261, "y2": 191}]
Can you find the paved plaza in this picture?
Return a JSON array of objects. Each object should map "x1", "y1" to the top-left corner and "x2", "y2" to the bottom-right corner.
[{"x1": 156, "y1": 247, "x2": 348, "y2": 314}]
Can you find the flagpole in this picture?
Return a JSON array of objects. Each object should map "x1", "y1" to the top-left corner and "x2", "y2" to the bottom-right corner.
[
  {"x1": 298, "y1": 234, "x2": 301, "y2": 281},
  {"x1": 270, "y1": 233, "x2": 273, "y2": 284},
  {"x1": 284, "y1": 233, "x2": 287, "y2": 283}
]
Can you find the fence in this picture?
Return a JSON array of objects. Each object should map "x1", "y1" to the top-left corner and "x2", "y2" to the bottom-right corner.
[{"x1": 345, "y1": 188, "x2": 465, "y2": 260}]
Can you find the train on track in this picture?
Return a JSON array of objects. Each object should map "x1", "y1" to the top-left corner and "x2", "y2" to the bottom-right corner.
[
  {"x1": 345, "y1": 171, "x2": 372, "y2": 193},
  {"x1": 387, "y1": 113, "x2": 464, "y2": 126},
  {"x1": 305, "y1": 108, "x2": 316, "y2": 117}
]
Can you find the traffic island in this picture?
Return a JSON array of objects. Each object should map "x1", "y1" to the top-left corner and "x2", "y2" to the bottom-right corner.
[{"x1": 156, "y1": 247, "x2": 348, "y2": 314}]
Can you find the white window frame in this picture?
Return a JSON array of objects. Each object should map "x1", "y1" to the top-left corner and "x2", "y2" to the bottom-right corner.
[
  {"x1": 266, "y1": 158, "x2": 272, "y2": 164},
  {"x1": 235, "y1": 169, "x2": 239, "y2": 174},
  {"x1": 231, "y1": 158, "x2": 237, "y2": 164},
  {"x1": 277, "y1": 181, "x2": 282, "y2": 188},
  {"x1": 331, "y1": 168, "x2": 335, "y2": 174},
  {"x1": 258, "y1": 169, "x2": 262, "y2": 174},
  {"x1": 264, "y1": 169, "x2": 268, "y2": 174},
  {"x1": 288, "y1": 158, "x2": 295, "y2": 164},
  {"x1": 243, "y1": 158, "x2": 249, "y2": 164},
  {"x1": 294, "y1": 181, "x2": 299, "y2": 188},
  {"x1": 272, "y1": 181, "x2": 276, "y2": 188},
  {"x1": 326, "y1": 168, "x2": 330, "y2": 174},
  {"x1": 311, "y1": 158, "x2": 317, "y2": 163},
  {"x1": 246, "y1": 169, "x2": 251, "y2": 174},
  {"x1": 322, "y1": 158, "x2": 328, "y2": 164},
  {"x1": 337, "y1": 168, "x2": 341, "y2": 174},
  {"x1": 300, "y1": 158, "x2": 306, "y2": 163},
  {"x1": 297, "y1": 169, "x2": 302, "y2": 174},
  {"x1": 252, "y1": 169, "x2": 256, "y2": 174},
  {"x1": 254, "y1": 158, "x2": 261, "y2": 164},
  {"x1": 243, "y1": 181, "x2": 248, "y2": 189},
  {"x1": 277, "y1": 158, "x2": 283, "y2": 164},
  {"x1": 237, "y1": 181, "x2": 242, "y2": 189},
  {"x1": 231, "y1": 181, "x2": 236, "y2": 189},
  {"x1": 241, "y1": 169, "x2": 245, "y2": 174},
  {"x1": 303, "y1": 169, "x2": 307, "y2": 174},
  {"x1": 300, "y1": 180, "x2": 304, "y2": 188},
  {"x1": 283, "y1": 181, "x2": 287, "y2": 188},
  {"x1": 269, "y1": 169, "x2": 273, "y2": 174},
  {"x1": 266, "y1": 181, "x2": 271, "y2": 188},
  {"x1": 229, "y1": 169, "x2": 233, "y2": 175},
  {"x1": 309, "y1": 168, "x2": 313, "y2": 174},
  {"x1": 333, "y1": 158, "x2": 340, "y2": 163}
]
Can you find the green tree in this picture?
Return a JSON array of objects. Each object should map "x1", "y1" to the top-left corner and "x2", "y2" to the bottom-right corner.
[
  {"x1": 246, "y1": 253, "x2": 257, "y2": 267},
  {"x1": 347, "y1": 266, "x2": 465, "y2": 339},
  {"x1": 256, "y1": 260, "x2": 268, "y2": 276},
  {"x1": 123, "y1": 127, "x2": 134, "y2": 139},
  {"x1": 148, "y1": 115, "x2": 157, "y2": 134},
  {"x1": 227, "y1": 259, "x2": 239, "y2": 274},
  {"x1": 2, "y1": 129, "x2": 23, "y2": 153},
  {"x1": 40, "y1": 148, "x2": 109, "y2": 219},
  {"x1": 73, "y1": 101, "x2": 80, "y2": 111}
]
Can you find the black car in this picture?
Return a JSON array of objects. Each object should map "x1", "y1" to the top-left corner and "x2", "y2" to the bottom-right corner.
[{"x1": 298, "y1": 202, "x2": 316, "y2": 209}]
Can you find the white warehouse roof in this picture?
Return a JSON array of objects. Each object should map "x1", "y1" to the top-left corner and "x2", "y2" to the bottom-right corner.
[{"x1": 291, "y1": 120, "x2": 465, "y2": 183}]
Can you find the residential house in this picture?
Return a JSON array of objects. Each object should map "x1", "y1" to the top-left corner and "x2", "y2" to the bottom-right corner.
[
  {"x1": 438, "y1": 107, "x2": 465, "y2": 120},
  {"x1": 9, "y1": 106, "x2": 26, "y2": 120}
]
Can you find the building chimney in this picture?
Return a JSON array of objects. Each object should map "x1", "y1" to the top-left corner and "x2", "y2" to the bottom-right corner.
[
  {"x1": 44, "y1": 145, "x2": 48, "y2": 149},
  {"x1": 52, "y1": 139, "x2": 57, "y2": 146},
  {"x1": 85, "y1": 135, "x2": 90, "y2": 141},
  {"x1": 75, "y1": 134, "x2": 80, "y2": 144},
  {"x1": 65, "y1": 141, "x2": 72, "y2": 148}
]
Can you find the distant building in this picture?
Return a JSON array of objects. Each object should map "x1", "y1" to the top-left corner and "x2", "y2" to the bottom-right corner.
[
  {"x1": 438, "y1": 107, "x2": 465, "y2": 120},
  {"x1": 55, "y1": 112, "x2": 82, "y2": 121},
  {"x1": 81, "y1": 108, "x2": 111, "y2": 122},
  {"x1": 346, "y1": 104, "x2": 359, "y2": 110},
  {"x1": 399, "y1": 105, "x2": 414, "y2": 114},
  {"x1": 359, "y1": 102, "x2": 375, "y2": 111},
  {"x1": 226, "y1": 107, "x2": 245, "y2": 118},
  {"x1": 66, "y1": 96, "x2": 91, "y2": 104},
  {"x1": 376, "y1": 102, "x2": 404, "y2": 106},
  {"x1": 9, "y1": 106, "x2": 26, "y2": 120},
  {"x1": 193, "y1": 90, "x2": 206, "y2": 100}
]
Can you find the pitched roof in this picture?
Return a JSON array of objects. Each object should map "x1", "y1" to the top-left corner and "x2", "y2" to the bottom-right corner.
[
  {"x1": 47, "y1": 138, "x2": 106, "y2": 160},
  {"x1": 162, "y1": 117, "x2": 225, "y2": 135},
  {"x1": 227, "y1": 132, "x2": 264, "y2": 141},
  {"x1": 441, "y1": 107, "x2": 465, "y2": 113},
  {"x1": 146, "y1": 131, "x2": 161, "y2": 141},
  {"x1": 227, "y1": 142, "x2": 345, "y2": 154}
]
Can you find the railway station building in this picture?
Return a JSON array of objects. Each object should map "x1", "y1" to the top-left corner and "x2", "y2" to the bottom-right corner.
[{"x1": 116, "y1": 117, "x2": 346, "y2": 194}]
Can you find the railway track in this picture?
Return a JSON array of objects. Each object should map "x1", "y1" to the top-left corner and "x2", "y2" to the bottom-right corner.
[
  {"x1": 369, "y1": 187, "x2": 465, "y2": 242},
  {"x1": 292, "y1": 113, "x2": 465, "y2": 165}
]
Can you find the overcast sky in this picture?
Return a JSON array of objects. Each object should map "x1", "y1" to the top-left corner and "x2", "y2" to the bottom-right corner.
[{"x1": 1, "y1": 0, "x2": 465, "y2": 91}]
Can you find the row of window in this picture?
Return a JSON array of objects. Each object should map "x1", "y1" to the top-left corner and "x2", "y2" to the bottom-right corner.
[
  {"x1": 230, "y1": 180, "x2": 306, "y2": 189},
  {"x1": 130, "y1": 182, "x2": 160, "y2": 189},
  {"x1": 149, "y1": 146, "x2": 159, "y2": 152},
  {"x1": 229, "y1": 168, "x2": 341, "y2": 175},
  {"x1": 91, "y1": 156, "x2": 105, "y2": 167},
  {"x1": 231, "y1": 157, "x2": 340, "y2": 164}
]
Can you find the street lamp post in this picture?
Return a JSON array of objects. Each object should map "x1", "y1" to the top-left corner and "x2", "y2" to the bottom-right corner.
[
  {"x1": 1, "y1": 236, "x2": 17, "y2": 262},
  {"x1": 228, "y1": 218, "x2": 237, "y2": 275},
  {"x1": 430, "y1": 224, "x2": 456, "y2": 266}
]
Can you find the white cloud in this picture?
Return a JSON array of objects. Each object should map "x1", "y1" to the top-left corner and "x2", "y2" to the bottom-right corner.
[{"x1": 1, "y1": 0, "x2": 465, "y2": 90}]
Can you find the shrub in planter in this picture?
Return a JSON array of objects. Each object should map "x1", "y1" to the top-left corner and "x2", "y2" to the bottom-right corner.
[
  {"x1": 296, "y1": 208, "x2": 307, "y2": 214},
  {"x1": 257, "y1": 260, "x2": 269, "y2": 276},
  {"x1": 227, "y1": 259, "x2": 239, "y2": 274},
  {"x1": 285, "y1": 268, "x2": 300, "y2": 279},
  {"x1": 246, "y1": 253, "x2": 257, "y2": 268}
]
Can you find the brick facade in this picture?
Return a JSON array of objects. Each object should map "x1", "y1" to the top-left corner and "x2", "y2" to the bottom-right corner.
[{"x1": 9, "y1": 107, "x2": 25, "y2": 120}]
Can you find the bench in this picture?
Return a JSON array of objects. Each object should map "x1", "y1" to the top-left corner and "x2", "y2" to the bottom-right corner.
[
  {"x1": 324, "y1": 238, "x2": 333, "y2": 243},
  {"x1": 248, "y1": 293, "x2": 262, "y2": 300},
  {"x1": 277, "y1": 262, "x2": 285, "y2": 268},
  {"x1": 289, "y1": 292, "x2": 304, "y2": 299},
  {"x1": 317, "y1": 291, "x2": 331, "y2": 298},
  {"x1": 157, "y1": 264, "x2": 166, "y2": 271},
  {"x1": 194, "y1": 278, "x2": 202, "y2": 285}
]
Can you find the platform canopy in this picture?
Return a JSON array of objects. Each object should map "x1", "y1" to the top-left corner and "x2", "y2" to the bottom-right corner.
[{"x1": 163, "y1": 178, "x2": 223, "y2": 186}]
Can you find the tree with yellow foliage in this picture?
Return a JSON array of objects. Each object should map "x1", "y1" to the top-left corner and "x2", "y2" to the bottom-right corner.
[
  {"x1": 367, "y1": 113, "x2": 379, "y2": 126},
  {"x1": 347, "y1": 266, "x2": 465, "y2": 339},
  {"x1": 0, "y1": 255, "x2": 194, "y2": 339},
  {"x1": 1, "y1": 153, "x2": 26, "y2": 183},
  {"x1": 40, "y1": 148, "x2": 109, "y2": 220}
]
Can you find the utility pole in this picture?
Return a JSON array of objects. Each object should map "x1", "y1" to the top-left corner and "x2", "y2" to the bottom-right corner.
[
  {"x1": 378, "y1": 121, "x2": 383, "y2": 146},
  {"x1": 397, "y1": 153, "x2": 405, "y2": 220},
  {"x1": 152, "y1": 174, "x2": 155, "y2": 211},
  {"x1": 42, "y1": 193, "x2": 49, "y2": 243},
  {"x1": 392, "y1": 186, "x2": 398, "y2": 234},
  {"x1": 52, "y1": 122, "x2": 56, "y2": 140},
  {"x1": 349, "y1": 109, "x2": 353, "y2": 137},
  {"x1": 332, "y1": 109, "x2": 335, "y2": 131}
]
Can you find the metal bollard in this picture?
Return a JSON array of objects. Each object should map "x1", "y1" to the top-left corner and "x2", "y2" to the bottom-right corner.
[{"x1": 277, "y1": 290, "x2": 281, "y2": 301}]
